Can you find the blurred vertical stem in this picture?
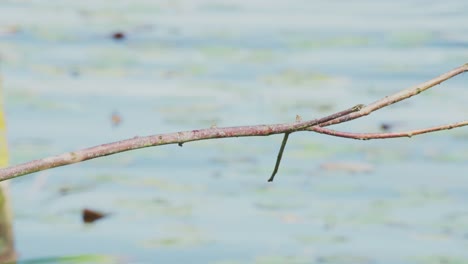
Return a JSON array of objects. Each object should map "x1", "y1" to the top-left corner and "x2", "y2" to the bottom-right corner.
[{"x1": 0, "y1": 75, "x2": 16, "y2": 262}]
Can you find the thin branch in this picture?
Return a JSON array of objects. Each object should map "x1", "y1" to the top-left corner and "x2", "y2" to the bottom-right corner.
[
  {"x1": 309, "y1": 120, "x2": 468, "y2": 139},
  {"x1": 319, "y1": 63, "x2": 468, "y2": 127},
  {"x1": 0, "y1": 105, "x2": 363, "y2": 182}
]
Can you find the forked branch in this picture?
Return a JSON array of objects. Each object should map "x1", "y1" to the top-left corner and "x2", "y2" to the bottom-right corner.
[
  {"x1": 0, "y1": 64, "x2": 466, "y2": 182},
  {"x1": 268, "y1": 63, "x2": 467, "y2": 181}
]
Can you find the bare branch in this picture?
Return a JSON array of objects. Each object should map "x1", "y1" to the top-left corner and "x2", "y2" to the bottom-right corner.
[
  {"x1": 0, "y1": 105, "x2": 363, "y2": 182},
  {"x1": 309, "y1": 120, "x2": 468, "y2": 140},
  {"x1": 0, "y1": 64, "x2": 466, "y2": 182}
]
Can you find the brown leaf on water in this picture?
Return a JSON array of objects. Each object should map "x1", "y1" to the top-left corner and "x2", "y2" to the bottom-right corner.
[
  {"x1": 320, "y1": 161, "x2": 373, "y2": 173},
  {"x1": 82, "y1": 208, "x2": 108, "y2": 223},
  {"x1": 111, "y1": 31, "x2": 125, "y2": 40},
  {"x1": 111, "y1": 111, "x2": 122, "y2": 127},
  {"x1": 380, "y1": 122, "x2": 392, "y2": 131},
  {"x1": 0, "y1": 25, "x2": 20, "y2": 36},
  {"x1": 379, "y1": 121, "x2": 404, "y2": 132}
]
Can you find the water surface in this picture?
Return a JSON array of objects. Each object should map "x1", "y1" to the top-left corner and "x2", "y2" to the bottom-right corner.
[{"x1": 1, "y1": 1, "x2": 468, "y2": 263}]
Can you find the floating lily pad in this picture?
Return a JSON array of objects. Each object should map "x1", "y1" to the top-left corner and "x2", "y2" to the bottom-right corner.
[{"x1": 19, "y1": 254, "x2": 118, "y2": 264}]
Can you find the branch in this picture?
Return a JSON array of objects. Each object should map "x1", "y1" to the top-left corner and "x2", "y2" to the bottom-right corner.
[
  {"x1": 267, "y1": 63, "x2": 467, "y2": 181},
  {"x1": 0, "y1": 105, "x2": 363, "y2": 182},
  {"x1": 0, "y1": 64, "x2": 466, "y2": 182},
  {"x1": 310, "y1": 121, "x2": 468, "y2": 140}
]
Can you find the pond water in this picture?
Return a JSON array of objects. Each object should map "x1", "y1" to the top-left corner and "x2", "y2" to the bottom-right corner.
[{"x1": 1, "y1": 0, "x2": 468, "y2": 263}]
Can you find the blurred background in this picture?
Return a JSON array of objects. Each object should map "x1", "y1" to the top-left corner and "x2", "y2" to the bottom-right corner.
[{"x1": 0, "y1": 0, "x2": 468, "y2": 263}]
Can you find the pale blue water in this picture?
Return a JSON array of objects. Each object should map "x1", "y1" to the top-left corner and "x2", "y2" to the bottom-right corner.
[{"x1": 1, "y1": 1, "x2": 468, "y2": 263}]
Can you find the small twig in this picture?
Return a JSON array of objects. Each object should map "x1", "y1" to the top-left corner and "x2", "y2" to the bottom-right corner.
[
  {"x1": 309, "y1": 120, "x2": 468, "y2": 139},
  {"x1": 268, "y1": 133, "x2": 289, "y2": 182}
]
